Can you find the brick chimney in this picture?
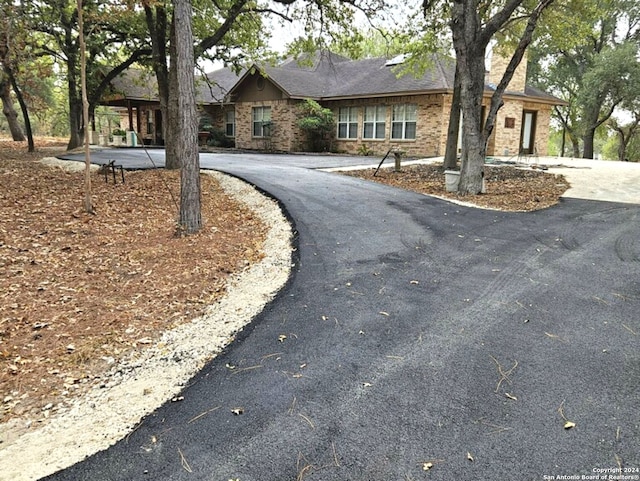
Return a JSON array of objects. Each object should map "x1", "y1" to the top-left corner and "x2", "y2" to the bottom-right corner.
[{"x1": 487, "y1": 49, "x2": 528, "y2": 93}]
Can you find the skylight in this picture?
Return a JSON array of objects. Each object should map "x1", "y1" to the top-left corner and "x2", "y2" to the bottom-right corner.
[{"x1": 385, "y1": 54, "x2": 407, "y2": 67}]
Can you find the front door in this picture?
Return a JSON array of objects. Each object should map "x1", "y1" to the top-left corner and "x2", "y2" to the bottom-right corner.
[{"x1": 520, "y1": 110, "x2": 537, "y2": 155}]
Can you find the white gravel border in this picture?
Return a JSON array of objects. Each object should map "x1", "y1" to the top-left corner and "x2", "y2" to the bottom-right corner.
[{"x1": 0, "y1": 168, "x2": 293, "y2": 481}]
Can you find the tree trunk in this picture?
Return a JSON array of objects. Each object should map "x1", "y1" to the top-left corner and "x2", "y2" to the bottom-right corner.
[
  {"x1": 6, "y1": 68, "x2": 34, "y2": 152},
  {"x1": 571, "y1": 137, "x2": 580, "y2": 158},
  {"x1": 66, "y1": 49, "x2": 83, "y2": 151},
  {"x1": 64, "y1": 20, "x2": 83, "y2": 151},
  {"x1": 443, "y1": 63, "x2": 461, "y2": 170},
  {"x1": 77, "y1": 0, "x2": 93, "y2": 214},
  {"x1": 582, "y1": 127, "x2": 596, "y2": 159},
  {"x1": 452, "y1": 21, "x2": 487, "y2": 195},
  {"x1": 174, "y1": 0, "x2": 201, "y2": 233},
  {"x1": 448, "y1": 0, "x2": 553, "y2": 194},
  {"x1": 0, "y1": 77, "x2": 24, "y2": 141},
  {"x1": 457, "y1": 55, "x2": 487, "y2": 195},
  {"x1": 616, "y1": 130, "x2": 626, "y2": 162},
  {"x1": 449, "y1": 0, "x2": 489, "y2": 195},
  {"x1": 165, "y1": 16, "x2": 181, "y2": 170},
  {"x1": 67, "y1": 98, "x2": 83, "y2": 151},
  {"x1": 144, "y1": 3, "x2": 172, "y2": 161}
]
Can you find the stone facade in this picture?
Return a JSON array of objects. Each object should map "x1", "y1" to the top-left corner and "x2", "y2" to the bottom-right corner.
[
  {"x1": 234, "y1": 99, "x2": 303, "y2": 152},
  {"x1": 486, "y1": 99, "x2": 524, "y2": 157},
  {"x1": 487, "y1": 52, "x2": 528, "y2": 93},
  {"x1": 228, "y1": 92, "x2": 554, "y2": 158},
  {"x1": 323, "y1": 94, "x2": 448, "y2": 158}
]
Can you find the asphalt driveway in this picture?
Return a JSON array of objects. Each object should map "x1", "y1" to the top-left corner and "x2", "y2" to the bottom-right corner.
[{"x1": 45, "y1": 150, "x2": 640, "y2": 480}]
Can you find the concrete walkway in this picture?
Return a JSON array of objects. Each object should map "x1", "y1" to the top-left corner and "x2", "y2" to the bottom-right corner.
[{"x1": 532, "y1": 157, "x2": 640, "y2": 204}]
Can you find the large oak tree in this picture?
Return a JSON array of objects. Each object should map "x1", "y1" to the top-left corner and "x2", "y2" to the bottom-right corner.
[{"x1": 422, "y1": 0, "x2": 554, "y2": 195}]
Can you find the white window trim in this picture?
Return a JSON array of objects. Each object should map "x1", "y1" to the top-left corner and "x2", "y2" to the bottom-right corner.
[
  {"x1": 363, "y1": 105, "x2": 386, "y2": 140},
  {"x1": 252, "y1": 106, "x2": 271, "y2": 138},
  {"x1": 337, "y1": 107, "x2": 358, "y2": 140},
  {"x1": 225, "y1": 110, "x2": 235, "y2": 137},
  {"x1": 391, "y1": 104, "x2": 417, "y2": 140}
]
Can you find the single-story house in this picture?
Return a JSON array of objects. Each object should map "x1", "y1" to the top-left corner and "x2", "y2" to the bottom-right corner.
[{"x1": 101, "y1": 50, "x2": 564, "y2": 157}]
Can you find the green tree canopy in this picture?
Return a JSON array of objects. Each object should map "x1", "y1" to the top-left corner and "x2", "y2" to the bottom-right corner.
[{"x1": 529, "y1": 0, "x2": 640, "y2": 158}]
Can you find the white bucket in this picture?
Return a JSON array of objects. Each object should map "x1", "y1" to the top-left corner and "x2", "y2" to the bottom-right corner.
[{"x1": 444, "y1": 170, "x2": 460, "y2": 192}]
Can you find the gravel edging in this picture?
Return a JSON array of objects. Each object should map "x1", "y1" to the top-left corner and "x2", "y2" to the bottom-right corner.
[{"x1": 0, "y1": 169, "x2": 293, "y2": 481}]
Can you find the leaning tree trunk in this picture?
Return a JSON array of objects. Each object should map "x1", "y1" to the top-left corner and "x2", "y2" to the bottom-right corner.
[
  {"x1": 6, "y1": 68, "x2": 34, "y2": 151},
  {"x1": 0, "y1": 77, "x2": 24, "y2": 141},
  {"x1": 174, "y1": 0, "x2": 201, "y2": 233}
]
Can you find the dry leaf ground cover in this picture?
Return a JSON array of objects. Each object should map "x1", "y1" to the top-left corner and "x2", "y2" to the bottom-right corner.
[
  {"x1": 0, "y1": 139, "x2": 267, "y2": 423},
  {"x1": 343, "y1": 162, "x2": 571, "y2": 211}
]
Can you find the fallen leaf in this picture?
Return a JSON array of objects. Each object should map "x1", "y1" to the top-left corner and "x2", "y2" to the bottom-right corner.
[
  {"x1": 422, "y1": 462, "x2": 433, "y2": 471},
  {"x1": 231, "y1": 407, "x2": 244, "y2": 415},
  {"x1": 564, "y1": 421, "x2": 576, "y2": 429},
  {"x1": 278, "y1": 334, "x2": 287, "y2": 343},
  {"x1": 467, "y1": 452, "x2": 474, "y2": 462}
]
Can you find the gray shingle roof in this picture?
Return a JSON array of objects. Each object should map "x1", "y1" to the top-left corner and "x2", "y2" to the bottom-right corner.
[
  {"x1": 107, "y1": 69, "x2": 158, "y2": 102},
  {"x1": 254, "y1": 51, "x2": 457, "y2": 100},
  {"x1": 105, "y1": 52, "x2": 564, "y2": 106},
  {"x1": 107, "y1": 68, "x2": 240, "y2": 104}
]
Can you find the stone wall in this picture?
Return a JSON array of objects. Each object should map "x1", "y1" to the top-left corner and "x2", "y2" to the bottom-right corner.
[
  {"x1": 486, "y1": 100, "x2": 524, "y2": 157},
  {"x1": 234, "y1": 99, "x2": 303, "y2": 151}
]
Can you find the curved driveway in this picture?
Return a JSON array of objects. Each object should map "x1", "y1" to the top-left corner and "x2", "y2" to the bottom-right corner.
[{"x1": 47, "y1": 150, "x2": 640, "y2": 480}]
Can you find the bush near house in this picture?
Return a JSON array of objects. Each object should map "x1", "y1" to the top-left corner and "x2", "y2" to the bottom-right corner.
[{"x1": 296, "y1": 99, "x2": 335, "y2": 152}]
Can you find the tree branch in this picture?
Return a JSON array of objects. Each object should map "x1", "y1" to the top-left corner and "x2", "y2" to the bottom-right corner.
[
  {"x1": 87, "y1": 48, "x2": 152, "y2": 109},
  {"x1": 195, "y1": 0, "x2": 251, "y2": 57},
  {"x1": 483, "y1": 0, "x2": 555, "y2": 142},
  {"x1": 481, "y1": 0, "x2": 525, "y2": 43}
]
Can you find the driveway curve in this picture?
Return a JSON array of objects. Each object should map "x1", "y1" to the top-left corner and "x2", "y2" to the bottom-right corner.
[{"x1": 43, "y1": 150, "x2": 640, "y2": 480}]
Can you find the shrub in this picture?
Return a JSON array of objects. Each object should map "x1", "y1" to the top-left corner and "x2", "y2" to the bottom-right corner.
[{"x1": 296, "y1": 99, "x2": 335, "y2": 152}]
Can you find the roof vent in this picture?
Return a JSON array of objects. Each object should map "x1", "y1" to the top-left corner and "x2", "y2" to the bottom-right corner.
[{"x1": 385, "y1": 54, "x2": 407, "y2": 67}]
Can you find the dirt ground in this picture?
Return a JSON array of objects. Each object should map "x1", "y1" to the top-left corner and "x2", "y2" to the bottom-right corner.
[
  {"x1": 0, "y1": 140, "x2": 569, "y2": 427},
  {"x1": 0, "y1": 139, "x2": 267, "y2": 424},
  {"x1": 342, "y1": 162, "x2": 570, "y2": 211}
]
